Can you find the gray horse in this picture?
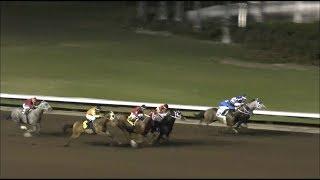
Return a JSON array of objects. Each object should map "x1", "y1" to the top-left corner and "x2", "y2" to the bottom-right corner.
[
  {"x1": 196, "y1": 98, "x2": 266, "y2": 133},
  {"x1": 9, "y1": 101, "x2": 52, "y2": 137}
]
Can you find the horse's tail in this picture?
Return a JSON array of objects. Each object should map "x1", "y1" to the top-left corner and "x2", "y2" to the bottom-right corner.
[
  {"x1": 6, "y1": 114, "x2": 12, "y2": 120},
  {"x1": 194, "y1": 111, "x2": 205, "y2": 120},
  {"x1": 62, "y1": 124, "x2": 74, "y2": 134}
]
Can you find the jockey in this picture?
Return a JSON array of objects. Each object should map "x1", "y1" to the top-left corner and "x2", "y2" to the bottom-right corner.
[
  {"x1": 86, "y1": 106, "x2": 103, "y2": 132},
  {"x1": 151, "y1": 104, "x2": 169, "y2": 132},
  {"x1": 155, "y1": 104, "x2": 169, "y2": 119},
  {"x1": 127, "y1": 104, "x2": 147, "y2": 126},
  {"x1": 216, "y1": 95, "x2": 247, "y2": 124},
  {"x1": 22, "y1": 97, "x2": 39, "y2": 115}
]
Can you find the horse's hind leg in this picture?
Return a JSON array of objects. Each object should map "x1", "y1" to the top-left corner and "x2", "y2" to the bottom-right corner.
[
  {"x1": 35, "y1": 123, "x2": 41, "y2": 135},
  {"x1": 64, "y1": 124, "x2": 84, "y2": 147},
  {"x1": 62, "y1": 124, "x2": 73, "y2": 134},
  {"x1": 64, "y1": 131, "x2": 82, "y2": 147}
]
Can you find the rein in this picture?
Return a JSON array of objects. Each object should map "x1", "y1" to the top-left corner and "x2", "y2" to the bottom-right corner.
[{"x1": 237, "y1": 105, "x2": 252, "y2": 115}]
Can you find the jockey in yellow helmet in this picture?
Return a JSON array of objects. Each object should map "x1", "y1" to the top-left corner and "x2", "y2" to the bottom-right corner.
[{"x1": 85, "y1": 106, "x2": 103, "y2": 133}]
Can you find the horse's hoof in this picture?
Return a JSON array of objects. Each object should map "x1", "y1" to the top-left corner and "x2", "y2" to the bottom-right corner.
[
  {"x1": 23, "y1": 132, "x2": 32, "y2": 137},
  {"x1": 106, "y1": 131, "x2": 110, "y2": 136},
  {"x1": 20, "y1": 125, "x2": 27, "y2": 130},
  {"x1": 130, "y1": 140, "x2": 138, "y2": 148},
  {"x1": 117, "y1": 141, "x2": 123, "y2": 146},
  {"x1": 232, "y1": 128, "x2": 239, "y2": 134},
  {"x1": 241, "y1": 123, "x2": 248, "y2": 128}
]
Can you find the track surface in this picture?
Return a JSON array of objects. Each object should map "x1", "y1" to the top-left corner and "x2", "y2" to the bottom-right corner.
[{"x1": 1, "y1": 111, "x2": 319, "y2": 178}]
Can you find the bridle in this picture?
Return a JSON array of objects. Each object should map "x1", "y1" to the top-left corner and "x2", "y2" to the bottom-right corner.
[{"x1": 170, "y1": 110, "x2": 182, "y2": 119}]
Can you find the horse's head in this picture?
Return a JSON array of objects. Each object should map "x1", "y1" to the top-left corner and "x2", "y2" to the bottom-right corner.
[
  {"x1": 37, "y1": 101, "x2": 52, "y2": 111},
  {"x1": 170, "y1": 109, "x2": 183, "y2": 120},
  {"x1": 250, "y1": 98, "x2": 267, "y2": 110}
]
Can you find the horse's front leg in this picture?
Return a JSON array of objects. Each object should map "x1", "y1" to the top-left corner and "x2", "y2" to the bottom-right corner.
[
  {"x1": 17, "y1": 123, "x2": 28, "y2": 130},
  {"x1": 35, "y1": 123, "x2": 41, "y2": 135},
  {"x1": 96, "y1": 129, "x2": 122, "y2": 146},
  {"x1": 103, "y1": 122, "x2": 126, "y2": 146},
  {"x1": 27, "y1": 125, "x2": 37, "y2": 133},
  {"x1": 22, "y1": 125, "x2": 37, "y2": 137}
]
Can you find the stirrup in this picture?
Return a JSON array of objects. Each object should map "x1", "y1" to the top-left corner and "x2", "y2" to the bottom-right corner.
[
  {"x1": 133, "y1": 119, "x2": 139, "y2": 126},
  {"x1": 127, "y1": 118, "x2": 135, "y2": 126}
]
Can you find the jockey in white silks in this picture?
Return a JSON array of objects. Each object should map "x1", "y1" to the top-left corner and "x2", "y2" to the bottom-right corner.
[
  {"x1": 154, "y1": 104, "x2": 169, "y2": 121},
  {"x1": 216, "y1": 95, "x2": 247, "y2": 124},
  {"x1": 151, "y1": 104, "x2": 169, "y2": 132}
]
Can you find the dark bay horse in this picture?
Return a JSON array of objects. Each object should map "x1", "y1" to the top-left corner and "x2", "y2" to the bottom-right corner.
[
  {"x1": 196, "y1": 98, "x2": 266, "y2": 133},
  {"x1": 9, "y1": 101, "x2": 52, "y2": 137},
  {"x1": 149, "y1": 109, "x2": 183, "y2": 144},
  {"x1": 63, "y1": 111, "x2": 119, "y2": 147}
]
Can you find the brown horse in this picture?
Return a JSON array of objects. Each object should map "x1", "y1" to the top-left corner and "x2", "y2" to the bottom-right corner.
[
  {"x1": 63, "y1": 111, "x2": 118, "y2": 147},
  {"x1": 196, "y1": 98, "x2": 266, "y2": 133},
  {"x1": 108, "y1": 112, "x2": 154, "y2": 147}
]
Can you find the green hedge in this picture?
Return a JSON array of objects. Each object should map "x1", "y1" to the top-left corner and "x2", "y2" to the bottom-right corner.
[
  {"x1": 231, "y1": 22, "x2": 320, "y2": 66},
  {"x1": 137, "y1": 19, "x2": 320, "y2": 66}
]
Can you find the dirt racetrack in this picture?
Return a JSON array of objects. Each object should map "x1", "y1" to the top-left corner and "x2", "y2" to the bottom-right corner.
[{"x1": 1, "y1": 111, "x2": 319, "y2": 178}]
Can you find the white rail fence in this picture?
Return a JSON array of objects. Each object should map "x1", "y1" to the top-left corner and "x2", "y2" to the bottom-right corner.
[{"x1": 0, "y1": 93, "x2": 319, "y2": 119}]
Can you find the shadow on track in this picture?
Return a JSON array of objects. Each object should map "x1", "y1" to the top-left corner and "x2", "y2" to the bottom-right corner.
[
  {"x1": 200, "y1": 125, "x2": 301, "y2": 137},
  {"x1": 84, "y1": 138, "x2": 247, "y2": 149}
]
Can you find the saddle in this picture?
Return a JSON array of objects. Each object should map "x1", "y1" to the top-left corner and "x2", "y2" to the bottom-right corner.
[
  {"x1": 83, "y1": 120, "x2": 96, "y2": 134},
  {"x1": 126, "y1": 116, "x2": 136, "y2": 126},
  {"x1": 21, "y1": 109, "x2": 32, "y2": 124},
  {"x1": 82, "y1": 120, "x2": 88, "y2": 129}
]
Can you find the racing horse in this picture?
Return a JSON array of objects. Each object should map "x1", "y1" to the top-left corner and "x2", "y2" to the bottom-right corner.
[
  {"x1": 149, "y1": 109, "x2": 183, "y2": 145},
  {"x1": 107, "y1": 112, "x2": 154, "y2": 147},
  {"x1": 63, "y1": 111, "x2": 119, "y2": 147},
  {"x1": 9, "y1": 101, "x2": 52, "y2": 137},
  {"x1": 196, "y1": 98, "x2": 266, "y2": 133}
]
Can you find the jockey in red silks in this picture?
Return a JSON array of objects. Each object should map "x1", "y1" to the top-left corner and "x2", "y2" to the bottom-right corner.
[
  {"x1": 127, "y1": 104, "x2": 147, "y2": 126},
  {"x1": 22, "y1": 97, "x2": 39, "y2": 115}
]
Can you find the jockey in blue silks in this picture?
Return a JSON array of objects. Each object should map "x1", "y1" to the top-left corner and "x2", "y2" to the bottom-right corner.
[{"x1": 216, "y1": 95, "x2": 247, "y2": 124}]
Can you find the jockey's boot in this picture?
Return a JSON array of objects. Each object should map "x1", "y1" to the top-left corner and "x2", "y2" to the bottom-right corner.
[
  {"x1": 22, "y1": 108, "x2": 30, "y2": 115},
  {"x1": 221, "y1": 109, "x2": 228, "y2": 116},
  {"x1": 88, "y1": 121, "x2": 96, "y2": 134},
  {"x1": 22, "y1": 109, "x2": 30, "y2": 123}
]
